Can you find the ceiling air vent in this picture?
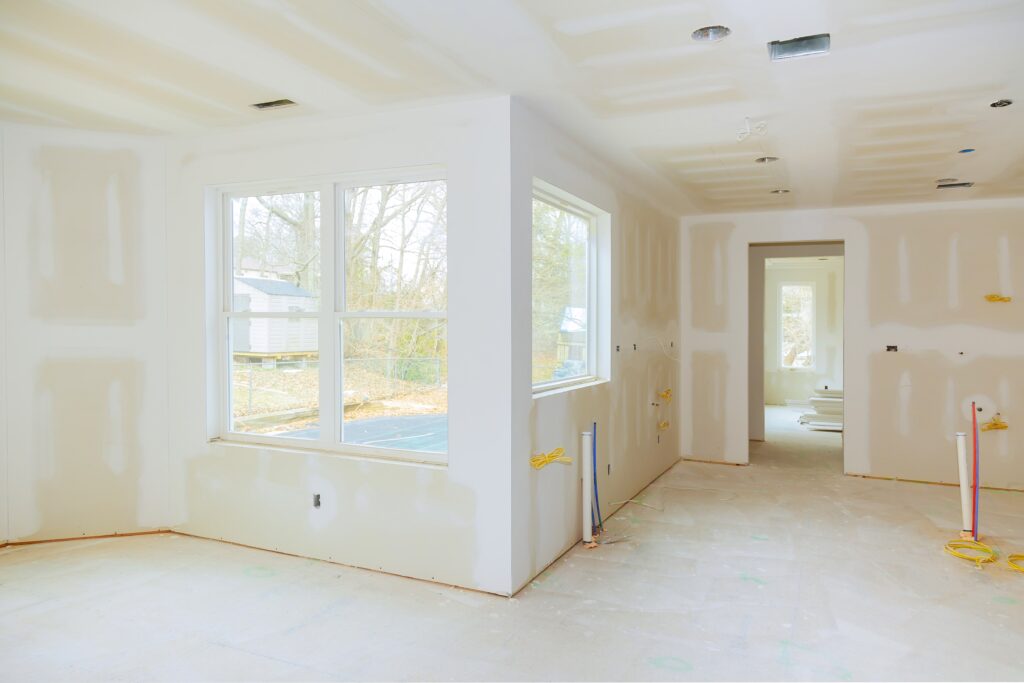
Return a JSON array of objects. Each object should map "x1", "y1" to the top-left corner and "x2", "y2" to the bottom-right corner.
[
  {"x1": 250, "y1": 98, "x2": 296, "y2": 110},
  {"x1": 937, "y1": 181, "x2": 974, "y2": 189},
  {"x1": 769, "y1": 33, "x2": 830, "y2": 61}
]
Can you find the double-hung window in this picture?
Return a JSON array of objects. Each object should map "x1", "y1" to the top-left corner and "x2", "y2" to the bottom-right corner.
[
  {"x1": 220, "y1": 171, "x2": 447, "y2": 460},
  {"x1": 779, "y1": 282, "x2": 814, "y2": 370},
  {"x1": 531, "y1": 184, "x2": 598, "y2": 391}
]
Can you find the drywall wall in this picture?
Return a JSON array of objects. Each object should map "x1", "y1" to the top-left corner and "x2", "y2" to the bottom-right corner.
[
  {"x1": 763, "y1": 258, "x2": 845, "y2": 405},
  {"x1": 164, "y1": 98, "x2": 516, "y2": 594},
  {"x1": 748, "y1": 243, "x2": 844, "y2": 441},
  {"x1": 0, "y1": 130, "x2": 6, "y2": 544},
  {"x1": 0, "y1": 123, "x2": 170, "y2": 541},
  {"x1": 681, "y1": 199, "x2": 1024, "y2": 489},
  {"x1": 510, "y1": 101, "x2": 680, "y2": 591}
]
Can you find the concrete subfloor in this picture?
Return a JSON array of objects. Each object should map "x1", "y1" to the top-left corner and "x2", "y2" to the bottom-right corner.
[{"x1": 2, "y1": 410, "x2": 1022, "y2": 681}]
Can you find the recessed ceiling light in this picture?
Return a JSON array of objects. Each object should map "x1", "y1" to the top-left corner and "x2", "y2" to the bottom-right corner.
[
  {"x1": 937, "y1": 177, "x2": 958, "y2": 184},
  {"x1": 990, "y1": 99, "x2": 1013, "y2": 108},
  {"x1": 755, "y1": 156, "x2": 779, "y2": 163},
  {"x1": 770, "y1": 189, "x2": 790, "y2": 194},
  {"x1": 958, "y1": 148, "x2": 976, "y2": 154},
  {"x1": 768, "y1": 33, "x2": 830, "y2": 61},
  {"x1": 692, "y1": 25, "x2": 731, "y2": 42},
  {"x1": 251, "y1": 98, "x2": 297, "y2": 110}
]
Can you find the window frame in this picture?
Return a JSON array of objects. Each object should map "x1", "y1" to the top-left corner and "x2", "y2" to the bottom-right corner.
[
  {"x1": 778, "y1": 281, "x2": 816, "y2": 371},
  {"x1": 530, "y1": 183, "x2": 600, "y2": 394},
  {"x1": 213, "y1": 166, "x2": 448, "y2": 465}
]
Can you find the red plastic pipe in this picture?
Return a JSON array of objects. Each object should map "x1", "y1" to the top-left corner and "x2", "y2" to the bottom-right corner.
[{"x1": 971, "y1": 401, "x2": 978, "y2": 540}]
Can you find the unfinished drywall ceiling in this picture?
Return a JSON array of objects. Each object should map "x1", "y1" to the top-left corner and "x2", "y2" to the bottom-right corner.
[{"x1": 2, "y1": 1, "x2": 1023, "y2": 212}]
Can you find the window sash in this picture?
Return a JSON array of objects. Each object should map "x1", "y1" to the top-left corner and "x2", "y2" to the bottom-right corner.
[
  {"x1": 215, "y1": 168, "x2": 447, "y2": 462},
  {"x1": 778, "y1": 282, "x2": 815, "y2": 370},
  {"x1": 530, "y1": 194, "x2": 598, "y2": 391}
]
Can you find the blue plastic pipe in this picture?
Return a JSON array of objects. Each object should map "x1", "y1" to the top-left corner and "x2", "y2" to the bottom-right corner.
[{"x1": 592, "y1": 421, "x2": 603, "y2": 532}]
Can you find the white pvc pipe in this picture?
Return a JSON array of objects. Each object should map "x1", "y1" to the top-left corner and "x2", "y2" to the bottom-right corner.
[
  {"x1": 955, "y1": 432, "x2": 971, "y2": 534},
  {"x1": 581, "y1": 431, "x2": 593, "y2": 544}
]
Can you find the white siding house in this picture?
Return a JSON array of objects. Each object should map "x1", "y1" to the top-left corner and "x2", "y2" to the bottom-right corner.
[{"x1": 232, "y1": 277, "x2": 317, "y2": 355}]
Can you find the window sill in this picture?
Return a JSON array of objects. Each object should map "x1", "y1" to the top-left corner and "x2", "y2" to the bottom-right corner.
[
  {"x1": 532, "y1": 377, "x2": 609, "y2": 399},
  {"x1": 208, "y1": 436, "x2": 447, "y2": 469}
]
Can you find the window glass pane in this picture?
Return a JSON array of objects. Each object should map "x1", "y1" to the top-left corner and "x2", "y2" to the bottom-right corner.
[
  {"x1": 341, "y1": 318, "x2": 447, "y2": 453},
  {"x1": 344, "y1": 181, "x2": 447, "y2": 312},
  {"x1": 230, "y1": 317, "x2": 319, "y2": 438},
  {"x1": 232, "y1": 191, "x2": 320, "y2": 312},
  {"x1": 532, "y1": 198, "x2": 589, "y2": 385},
  {"x1": 780, "y1": 284, "x2": 814, "y2": 368}
]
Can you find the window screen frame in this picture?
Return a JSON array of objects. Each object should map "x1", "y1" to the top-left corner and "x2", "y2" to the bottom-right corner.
[
  {"x1": 212, "y1": 166, "x2": 448, "y2": 465},
  {"x1": 778, "y1": 281, "x2": 816, "y2": 371},
  {"x1": 530, "y1": 184, "x2": 600, "y2": 394}
]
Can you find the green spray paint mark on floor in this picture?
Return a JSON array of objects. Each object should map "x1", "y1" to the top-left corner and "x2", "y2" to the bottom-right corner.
[
  {"x1": 244, "y1": 566, "x2": 275, "y2": 578},
  {"x1": 993, "y1": 595, "x2": 1018, "y2": 605},
  {"x1": 647, "y1": 656, "x2": 692, "y2": 672},
  {"x1": 833, "y1": 665, "x2": 854, "y2": 681},
  {"x1": 778, "y1": 639, "x2": 813, "y2": 667},
  {"x1": 751, "y1": 534, "x2": 769, "y2": 541},
  {"x1": 740, "y1": 573, "x2": 767, "y2": 586}
]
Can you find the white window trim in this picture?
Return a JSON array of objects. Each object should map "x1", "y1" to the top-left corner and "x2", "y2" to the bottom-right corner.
[
  {"x1": 211, "y1": 165, "x2": 448, "y2": 465},
  {"x1": 778, "y1": 281, "x2": 816, "y2": 372},
  {"x1": 531, "y1": 180, "x2": 604, "y2": 395}
]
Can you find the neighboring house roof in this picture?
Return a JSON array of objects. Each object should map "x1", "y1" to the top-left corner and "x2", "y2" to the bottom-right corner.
[
  {"x1": 236, "y1": 257, "x2": 292, "y2": 276},
  {"x1": 236, "y1": 277, "x2": 314, "y2": 298},
  {"x1": 560, "y1": 306, "x2": 587, "y2": 333}
]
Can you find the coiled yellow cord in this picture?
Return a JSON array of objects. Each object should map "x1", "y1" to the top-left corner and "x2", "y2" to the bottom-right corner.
[
  {"x1": 658, "y1": 389, "x2": 673, "y2": 404},
  {"x1": 944, "y1": 540, "x2": 997, "y2": 565},
  {"x1": 980, "y1": 414, "x2": 1008, "y2": 431},
  {"x1": 530, "y1": 448, "x2": 572, "y2": 469},
  {"x1": 1009, "y1": 554, "x2": 1024, "y2": 573}
]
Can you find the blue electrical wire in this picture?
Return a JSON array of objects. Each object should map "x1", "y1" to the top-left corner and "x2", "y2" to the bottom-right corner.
[{"x1": 592, "y1": 421, "x2": 603, "y2": 532}]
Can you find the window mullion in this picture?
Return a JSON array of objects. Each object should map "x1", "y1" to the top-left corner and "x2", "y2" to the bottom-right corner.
[
  {"x1": 221, "y1": 192, "x2": 233, "y2": 437},
  {"x1": 337, "y1": 186, "x2": 347, "y2": 445},
  {"x1": 319, "y1": 183, "x2": 337, "y2": 447}
]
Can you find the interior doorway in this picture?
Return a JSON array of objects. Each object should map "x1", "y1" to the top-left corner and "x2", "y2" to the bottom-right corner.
[{"x1": 749, "y1": 243, "x2": 844, "y2": 470}]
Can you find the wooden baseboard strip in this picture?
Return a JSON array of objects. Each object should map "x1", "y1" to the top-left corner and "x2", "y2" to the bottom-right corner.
[
  {"x1": 3, "y1": 529, "x2": 170, "y2": 547},
  {"x1": 682, "y1": 457, "x2": 748, "y2": 467},
  {"x1": 846, "y1": 472, "x2": 1024, "y2": 493}
]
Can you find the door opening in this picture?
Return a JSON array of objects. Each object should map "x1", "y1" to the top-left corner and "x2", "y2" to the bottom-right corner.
[{"x1": 749, "y1": 243, "x2": 844, "y2": 470}]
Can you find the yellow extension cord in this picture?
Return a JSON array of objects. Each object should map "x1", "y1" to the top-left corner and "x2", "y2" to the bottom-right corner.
[
  {"x1": 944, "y1": 540, "x2": 997, "y2": 565},
  {"x1": 1009, "y1": 554, "x2": 1024, "y2": 573},
  {"x1": 530, "y1": 448, "x2": 572, "y2": 470}
]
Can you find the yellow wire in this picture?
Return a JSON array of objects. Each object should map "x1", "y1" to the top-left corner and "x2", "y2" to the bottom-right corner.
[
  {"x1": 530, "y1": 448, "x2": 572, "y2": 469},
  {"x1": 980, "y1": 414, "x2": 1008, "y2": 431},
  {"x1": 944, "y1": 540, "x2": 997, "y2": 565},
  {"x1": 984, "y1": 293, "x2": 1012, "y2": 303},
  {"x1": 1008, "y1": 554, "x2": 1024, "y2": 573},
  {"x1": 658, "y1": 389, "x2": 673, "y2": 404}
]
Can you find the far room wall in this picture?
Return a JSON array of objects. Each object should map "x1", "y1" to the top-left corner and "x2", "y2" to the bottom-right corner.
[{"x1": 680, "y1": 199, "x2": 1024, "y2": 489}]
